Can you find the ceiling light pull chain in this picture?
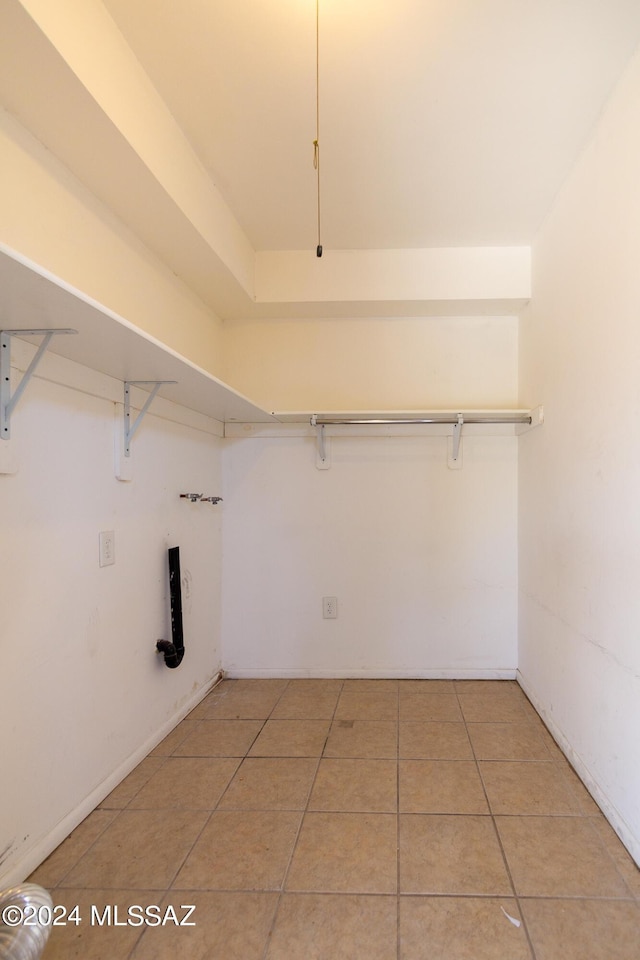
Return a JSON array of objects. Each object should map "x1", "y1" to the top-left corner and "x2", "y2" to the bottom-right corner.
[
  {"x1": 314, "y1": 138, "x2": 322, "y2": 257},
  {"x1": 314, "y1": 0, "x2": 322, "y2": 257}
]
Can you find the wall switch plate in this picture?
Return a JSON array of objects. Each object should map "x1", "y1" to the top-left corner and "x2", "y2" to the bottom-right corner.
[
  {"x1": 99, "y1": 530, "x2": 115, "y2": 567},
  {"x1": 323, "y1": 596, "x2": 338, "y2": 619}
]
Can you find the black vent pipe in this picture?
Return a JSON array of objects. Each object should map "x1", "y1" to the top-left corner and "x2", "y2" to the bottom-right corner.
[{"x1": 156, "y1": 546, "x2": 184, "y2": 668}]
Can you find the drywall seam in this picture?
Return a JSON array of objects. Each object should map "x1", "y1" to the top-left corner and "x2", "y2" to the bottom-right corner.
[{"x1": 521, "y1": 590, "x2": 640, "y2": 683}]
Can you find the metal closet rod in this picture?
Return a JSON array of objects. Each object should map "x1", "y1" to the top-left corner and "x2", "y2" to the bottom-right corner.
[{"x1": 310, "y1": 415, "x2": 532, "y2": 426}]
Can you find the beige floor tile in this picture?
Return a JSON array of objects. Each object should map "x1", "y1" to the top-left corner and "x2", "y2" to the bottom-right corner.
[
  {"x1": 458, "y1": 694, "x2": 531, "y2": 723},
  {"x1": 61, "y1": 810, "x2": 208, "y2": 889},
  {"x1": 557, "y1": 762, "x2": 602, "y2": 814},
  {"x1": 131, "y1": 892, "x2": 279, "y2": 960},
  {"x1": 324, "y1": 720, "x2": 398, "y2": 758},
  {"x1": 28, "y1": 810, "x2": 119, "y2": 888},
  {"x1": 399, "y1": 679, "x2": 456, "y2": 693},
  {"x1": 173, "y1": 810, "x2": 301, "y2": 890},
  {"x1": 231, "y1": 678, "x2": 289, "y2": 694},
  {"x1": 194, "y1": 690, "x2": 283, "y2": 720},
  {"x1": 518, "y1": 697, "x2": 544, "y2": 722},
  {"x1": 187, "y1": 681, "x2": 237, "y2": 719},
  {"x1": 399, "y1": 760, "x2": 489, "y2": 814},
  {"x1": 479, "y1": 761, "x2": 582, "y2": 815},
  {"x1": 270, "y1": 688, "x2": 341, "y2": 719},
  {"x1": 342, "y1": 679, "x2": 399, "y2": 692},
  {"x1": 400, "y1": 897, "x2": 532, "y2": 960},
  {"x1": 309, "y1": 759, "x2": 397, "y2": 812},
  {"x1": 248, "y1": 720, "x2": 330, "y2": 757},
  {"x1": 149, "y1": 719, "x2": 201, "y2": 756},
  {"x1": 128, "y1": 758, "x2": 240, "y2": 809},
  {"x1": 33, "y1": 674, "x2": 638, "y2": 960},
  {"x1": 521, "y1": 898, "x2": 640, "y2": 960},
  {"x1": 454, "y1": 680, "x2": 521, "y2": 696},
  {"x1": 267, "y1": 893, "x2": 397, "y2": 960},
  {"x1": 467, "y1": 722, "x2": 552, "y2": 760},
  {"x1": 535, "y1": 723, "x2": 568, "y2": 761},
  {"x1": 590, "y1": 816, "x2": 640, "y2": 899},
  {"x1": 496, "y1": 816, "x2": 632, "y2": 897},
  {"x1": 400, "y1": 815, "x2": 512, "y2": 895},
  {"x1": 218, "y1": 758, "x2": 318, "y2": 810},
  {"x1": 399, "y1": 721, "x2": 473, "y2": 759},
  {"x1": 191, "y1": 680, "x2": 286, "y2": 719},
  {"x1": 399, "y1": 694, "x2": 463, "y2": 721},
  {"x1": 286, "y1": 812, "x2": 397, "y2": 893},
  {"x1": 286, "y1": 679, "x2": 344, "y2": 693},
  {"x1": 335, "y1": 690, "x2": 398, "y2": 721},
  {"x1": 40, "y1": 889, "x2": 152, "y2": 959},
  {"x1": 98, "y1": 757, "x2": 166, "y2": 809},
  {"x1": 187, "y1": 701, "x2": 217, "y2": 721},
  {"x1": 174, "y1": 719, "x2": 263, "y2": 757}
]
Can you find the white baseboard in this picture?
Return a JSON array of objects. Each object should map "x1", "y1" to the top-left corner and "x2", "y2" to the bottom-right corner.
[
  {"x1": 224, "y1": 667, "x2": 518, "y2": 680},
  {"x1": 517, "y1": 669, "x2": 640, "y2": 868}
]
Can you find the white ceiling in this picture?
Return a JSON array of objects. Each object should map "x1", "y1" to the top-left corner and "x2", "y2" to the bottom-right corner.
[
  {"x1": 102, "y1": 0, "x2": 640, "y2": 251},
  {"x1": 3, "y1": 1, "x2": 640, "y2": 319}
]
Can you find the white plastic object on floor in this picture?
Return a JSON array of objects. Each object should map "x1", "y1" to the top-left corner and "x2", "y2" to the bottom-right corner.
[{"x1": 0, "y1": 884, "x2": 53, "y2": 959}]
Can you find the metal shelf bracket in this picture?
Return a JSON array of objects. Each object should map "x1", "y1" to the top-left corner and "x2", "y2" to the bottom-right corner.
[
  {"x1": 1, "y1": 328, "x2": 77, "y2": 440},
  {"x1": 123, "y1": 380, "x2": 177, "y2": 456},
  {"x1": 306, "y1": 410, "x2": 536, "y2": 472},
  {"x1": 451, "y1": 413, "x2": 464, "y2": 462},
  {"x1": 310, "y1": 414, "x2": 331, "y2": 469}
]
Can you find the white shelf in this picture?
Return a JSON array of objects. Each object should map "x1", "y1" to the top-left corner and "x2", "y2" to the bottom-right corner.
[
  {"x1": 0, "y1": 248, "x2": 542, "y2": 435},
  {"x1": 0, "y1": 246, "x2": 275, "y2": 425}
]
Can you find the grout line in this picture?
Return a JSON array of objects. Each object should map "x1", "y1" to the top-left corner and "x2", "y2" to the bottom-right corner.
[
  {"x1": 130, "y1": 681, "x2": 286, "y2": 956},
  {"x1": 46, "y1": 809, "x2": 125, "y2": 891},
  {"x1": 53, "y1": 741, "x2": 181, "y2": 889},
  {"x1": 257, "y1": 679, "x2": 345, "y2": 960},
  {"x1": 581, "y1": 812, "x2": 639, "y2": 900},
  {"x1": 155, "y1": 681, "x2": 277, "y2": 894},
  {"x1": 456, "y1": 684, "x2": 538, "y2": 960},
  {"x1": 35, "y1": 678, "x2": 640, "y2": 958}
]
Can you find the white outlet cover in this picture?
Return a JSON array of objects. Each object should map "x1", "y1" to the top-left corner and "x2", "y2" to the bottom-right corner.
[
  {"x1": 323, "y1": 596, "x2": 338, "y2": 619},
  {"x1": 99, "y1": 530, "x2": 115, "y2": 567}
]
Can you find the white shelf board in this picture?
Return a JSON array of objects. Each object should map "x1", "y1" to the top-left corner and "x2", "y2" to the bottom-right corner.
[{"x1": 0, "y1": 246, "x2": 275, "y2": 424}]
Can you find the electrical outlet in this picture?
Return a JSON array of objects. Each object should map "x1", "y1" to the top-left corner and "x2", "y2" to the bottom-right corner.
[
  {"x1": 99, "y1": 530, "x2": 115, "y2": 567},
  {"x1": 323, "y1": 596, "x2": 338, "y2": 619}
]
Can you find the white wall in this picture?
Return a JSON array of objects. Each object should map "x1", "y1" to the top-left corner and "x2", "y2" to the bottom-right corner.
[
  {"x1": 223, "y1": 309, "x2": 520, "y2": 679},
  {"x1": 254, "y1": 247, "x2": 530, "y2": 305},
  {"x1": 223, "y1": 309, "x2": 519, "y2": 678},
  {"x1": 222, "y1": 427, "x2": 518, "y2": 678},
  {"x1": 223, "y1": 315, "x2": 518, "y2": 412},
  {"x1": 0, "y1": 344, "x2": 223, "y2": 886},
  {"x1": 519, "y1": 49, "x2": 640, "y2": 863}
]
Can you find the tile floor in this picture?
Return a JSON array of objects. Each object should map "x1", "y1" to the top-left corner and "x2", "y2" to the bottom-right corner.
[{"x1": 30, "y1": 678, "x2": 640, "y2": 959}]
